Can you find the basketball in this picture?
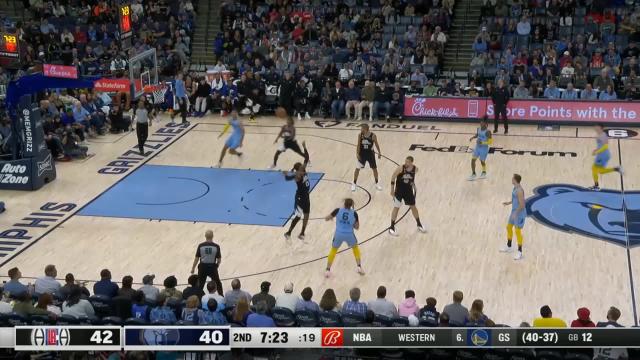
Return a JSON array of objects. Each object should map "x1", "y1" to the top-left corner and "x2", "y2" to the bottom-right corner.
[{"x1": 275, "y1": 107, "x2": 288, "y2": 118}]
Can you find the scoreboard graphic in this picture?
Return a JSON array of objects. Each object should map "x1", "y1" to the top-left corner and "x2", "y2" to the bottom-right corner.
[{"x1": 7, "y1": 327, "x2": 640, "y2": 350}]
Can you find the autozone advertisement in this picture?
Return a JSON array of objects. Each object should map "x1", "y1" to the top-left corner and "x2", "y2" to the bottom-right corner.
[{"x1": 404, "y1": 96, "x2": 640, "y2": 124}]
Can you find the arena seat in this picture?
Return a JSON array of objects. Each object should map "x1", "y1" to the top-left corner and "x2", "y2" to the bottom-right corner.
[
  {"x1": 88, "y1": 295, "x2": 112, "y2": 318},
  {"x1": 341, "y1": 312, "x2": 365, "y2": 327},
  {"x1": 124, "y1": 317, "x2": 148, "y2": 325},
  {"x1": 390, "y1": 316, "x2": 410, "y2": 327},
  {"x1": 318, "y1": 311, "x2": 342, "y2": 327},
  {"x1": 271, "y1": 307, "x2": 296, "y2": 327},
  {"x1": 101, "y1": 316, "x2": 123, "y2": 325},
  {"x1": 294, "y1": 310, "x2": 319, "y2": 327},
  {"x1": 28, "y1": 315, "x2": 53, "y2": 325},
  {"x1": 372, "y1": 314, "x2": 393, "y2": 327},
  {"x1": 56, "y1": 315, "x2": 80, "y2": 325}
]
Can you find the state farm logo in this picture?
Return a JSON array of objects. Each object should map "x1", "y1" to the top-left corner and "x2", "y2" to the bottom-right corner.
[
  {"x1": 410, "y1": 98, "x2": 459, "y2": 117},
  {"x1": 321, "y1": 328, "x2": 344, "y2": 347}
]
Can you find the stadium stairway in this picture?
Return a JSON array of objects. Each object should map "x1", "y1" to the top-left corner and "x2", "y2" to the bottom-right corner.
[
  {"x1": 443, "y1": 0, "x2": 482, "y2": 75},
  {"x1": 0, "y1": 0, "x2": 25, "y2": 23},
  {"x1": 191, "y1": 0, "x2": 220, "y2": 66}
]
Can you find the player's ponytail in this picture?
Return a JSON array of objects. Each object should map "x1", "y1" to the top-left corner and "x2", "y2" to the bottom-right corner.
[
  {"x1": 344, "y1": 198, "x2": 354, "y2": 209},
  {"x1": 292, "y1": 162, "x2": 302, "y2": 172}
]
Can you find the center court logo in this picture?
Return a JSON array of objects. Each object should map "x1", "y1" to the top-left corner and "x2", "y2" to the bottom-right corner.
[
  {"x1": 409, "y1": 144, "x2": 577, "y2": 158},
  {"x1": 321, "y1": 328, "x2": 344, "y2": 347},
  {"x1": 526, "y1": 184, "x2": 640, "y2": 247}
]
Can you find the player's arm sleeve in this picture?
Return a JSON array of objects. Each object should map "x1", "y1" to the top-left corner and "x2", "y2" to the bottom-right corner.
[
  {"x1": 195, "y1": 246, "x2": 200, "y2": 257},
  {"x1": 216, "y1": 245, "x2": 221, "y2": 259},
  {"x1": 354, "y1": 211, "x2": 359, "y2": 222},
  {"x1": 330, "y1": 208, "x2": 339, "y2": 217},
  {"x1": 284, "y1": 174, "x2": 295, "y2": 181},
  {"x1": 595, "y1": 143, "x2": 609, "y2": 154}
]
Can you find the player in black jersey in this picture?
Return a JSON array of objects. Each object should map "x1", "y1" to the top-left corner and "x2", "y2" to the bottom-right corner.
[
  {"x1": 352, "y1": 124, "x2": 383, "y2": 192},
  {"x1": 282, "y1": 142, "x2": 311, "y2": 241},
  {"x1": 389, "y1": 156, "x2": 427, "y2": 235},
  {"x1": 270, "y1": 117, "x2": 309, "y2": 169}
]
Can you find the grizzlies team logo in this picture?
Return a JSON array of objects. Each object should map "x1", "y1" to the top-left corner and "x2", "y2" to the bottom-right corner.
[{"x1": 526, "y1": 184, "x2": 640, "y2": 247}]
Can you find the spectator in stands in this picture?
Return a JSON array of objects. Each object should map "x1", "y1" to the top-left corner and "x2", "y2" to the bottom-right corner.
[
  {"x1": 200, "y1": 299, "x2": 227, "y2": 325},
  {"x1": 410, "y1": 68, "x2": 428, "y2": 88},
  {"x1": 390, "y1": 84, "x2": 404, "y2": 119},
  {"x1": 356, "y1": 81, "x2": 375, "y2": 122},
  {"x1": 439, "y1": 312, "x2": 450, "y2": 327},
  {"x1": 373, "y1": 82, "x2": 392, "y2": 121},
  {"x1": 442, "y1": 290, "x2": 469, "y2": 326},
  {"x1": 593, "y1": 68, "x2": 614, "y2": 91},
  {"x1": 319, "y1": 289, "x2": 341, "y2": 312},
  {"x1": 581, "y1": 83, "x2": 598, "y2": 100},
  {"x1": 0, "y1": 295, "x2": 12, "y2": 314},
  {"x1": 194, "y1": 78, "x2": 211, "y2": 117},
  {"x1": 624, "y1": 71, "x2": 640, "y2": 99},
  {"x1": 275, "y1": 282, "x2": 299, "y2": 313},
  {"x1": 561, "y1": 83, "x2": 579, "y2": 100},
  {"x1": 35, "y1": 264, "x2": 61, "y2": 296},
  {"x1": 465, "y1": 299, "x2": 495, "y2": 327},
  {"x1": 543, "y1": 80, "x2": 561, "y2": 99},
  {"x1": 293, "y1": 79, "x2": 311, "y2": 120},
  {"x1": 59, "y1": 274, "x2": 89, "y2": 301},
  {"x1": 109, "y1": 105, "x2": 129, "y2": 133},
  {"x1": 150, "y1": 293, "x2": 177, "y2": 324},
  {"x1": 517, "y1": 15, "x2": 531, "y2": 36},
  {"x1": 131, "y1": 291, "x2": 150, "y2": 321},
  {"x1": 599, "y1": 85, "x2": 617, "y2": 100},
  {"x1": 182, "y1": 295, "x2": 204, "y2": 323},
  {"x1": 423, "y1": 78, "x2": 439, "y2": 97},
  {"x1": 118, "y1": 275, "x2": 135, "y2": 300},
  {"x1": 344, "y1": 80, "x2": 361, "y2": 120},
  {"x1": 368, "y1": 286, "x2": 398, "y2": 318},
  {"x1": 224, "y1": 279, "x2": 251, "y2": 308},
  {"x1": 571, "y1": 307, "x2": 595, "y2": 327},
  {"x1": 138, "y1": 274, "x2": 159, "y2": 302},
  {"x1": 36, "y1": 293, "x2": 61, "y2": 317},
  {"x1": 252, "y1": 281, "x2": 275, "y2": 311},
  {"x1": 339, "y1": 63, "x2": 354, "y2": 83},
  {"x1": 472, "y1": 36, "x2": 488, "y2": 55},
  {"x1": 160, "y1": 275, "x2": 182, "y2": 301},
  {"x1": 431, "y1": 26, "x2": 447, "y2": 44},
  {"x1": 278, "y1": 71, "x2": 296, "y2": 116},
  {"x1": 61, "y1": 122, "x2": 88, "y2": 157},
  {"x1": 62, "y1": 286, "x2": 95, "y2": 319},
  {"x1": 93, "y1": 269, "x2": 119, "y2": 298},
  {"x1": 202, "y1": 281, "x2": 225, "y2": 311},
  {"x1": 533, "y1": 305, "x2": 567, "y2": 327},
  {"x1": 342, "y1": 287, "x2": 367, "y2": 317},
  {"x1": 596, "y1": 306, "x2": 623, "y2": 327},
  {"x1": 296, "y1": 287, "x2": 320, "y2": 312},
  {"x1": 232, "y1": 297, "x2": 251, "y2": 326},
  {"x1": 419, "y1": 297, "x2": 440, "y2": 326},
  {"x1": 183, "y1": 274, "x2": 205, "y2": 300},
  {"x1": 4, "y1": 267, "x2": 28, "y2": 297},
  {"x1": 513, "y1": 80, "x2": 530, "y2": 99},
  {"x1": 605, "y1": 48, "x2": 622, "y2": 74},
  {"x1": 246, "y1": 301, "x2": 276, "y2": 327},
  {"x1": 330, "y1": 81, "x2": 346, "y2": 120},
  {"x1": 398, "y1": 290, "x2": 420, "y2": 317},
  {"x1": 13, "y1": 292, "x2": 51, "y2": 317}
]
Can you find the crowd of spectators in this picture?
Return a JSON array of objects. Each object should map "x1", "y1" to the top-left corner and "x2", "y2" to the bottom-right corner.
[
  {"x1": 0, "y1": 265, "x2": 635, "y2": 358},
  {"x1": 467, "y1": 0, "x2": 640, "y2": 100}
]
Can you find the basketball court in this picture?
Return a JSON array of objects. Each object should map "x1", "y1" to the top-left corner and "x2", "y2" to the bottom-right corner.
[{"x1": 1, "y1": 115, "x2": 639, "y2": 326}]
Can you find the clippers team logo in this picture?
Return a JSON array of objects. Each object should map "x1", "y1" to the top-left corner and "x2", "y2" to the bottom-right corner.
[
  {"x1": 31, "y1": 328, "x2": 71, "y2": 346},
  {"x1": 321, "y1": 328, "x2": 344, "y2": 347},
  {"x1": 314, "y1": 120, "x2": 341, "y2": 128},
  {"x1": 526, "y1": 184, "x2": 640, "y2": 247}
]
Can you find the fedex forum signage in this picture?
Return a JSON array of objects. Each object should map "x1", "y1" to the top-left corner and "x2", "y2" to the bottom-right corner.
[{"x1": 404, "y1": 96, "x2": 640, "y2": 125}]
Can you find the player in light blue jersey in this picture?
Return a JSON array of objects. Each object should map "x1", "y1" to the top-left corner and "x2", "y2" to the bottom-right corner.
[
  {"x1": 590, "y1": 124, "x2": 623, "y2": 191},
  {"x1": 467, "y1": 117, "x2": 492, "y2": 181},
  {"x1": 216, "y1": 110, "x2": 244, "y2": 167},
  {"x1": 324, "y1": 198, "x2": 364, "y2": 278},
  {"x1": 501, "y1": 174, "x2": 526, "y2": 260}
]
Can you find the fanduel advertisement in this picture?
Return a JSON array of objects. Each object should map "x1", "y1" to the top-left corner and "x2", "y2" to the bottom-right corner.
[{"x1": 404, "y1": 96, "x2": 640, "y2": 125}]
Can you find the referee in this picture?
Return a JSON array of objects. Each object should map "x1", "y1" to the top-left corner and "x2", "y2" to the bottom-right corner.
[
  {"x1": 134, "y1": 98, "x2": 153, "y2": 155},
  {"x1": 190, "y1": 230, "x2": 223, "y2": 295}
]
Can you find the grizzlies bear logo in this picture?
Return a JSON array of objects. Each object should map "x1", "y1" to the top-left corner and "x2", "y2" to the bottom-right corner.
[{"x1": 526, "y1": 184, "x2": 640, "y2": 247}]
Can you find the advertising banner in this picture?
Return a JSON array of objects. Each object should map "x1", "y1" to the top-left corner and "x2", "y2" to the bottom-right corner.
[
  {"x1": 94, "y1": 78, "x2": 131, "y2": 93},
  {"x1": 43, "y1": 64, "x2": 78, "y2": 79},
  {"x1": 404, "y1": 96, "x2": 640, "y2": 125}
]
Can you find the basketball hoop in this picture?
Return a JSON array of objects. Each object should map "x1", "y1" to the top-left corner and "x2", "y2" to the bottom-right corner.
[{"x1": 143, "y1": 84, "x2": 168, "y2": 105}]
